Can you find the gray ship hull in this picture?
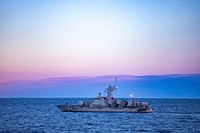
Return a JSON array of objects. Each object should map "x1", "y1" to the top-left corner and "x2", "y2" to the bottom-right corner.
[{"x1": 57, "y1": 105, "x2": 153, "y2": 113}]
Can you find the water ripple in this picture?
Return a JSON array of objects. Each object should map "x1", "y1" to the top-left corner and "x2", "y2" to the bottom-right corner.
[{"x1": 0, "y1": 98, "x2": 200, "y2": 133}]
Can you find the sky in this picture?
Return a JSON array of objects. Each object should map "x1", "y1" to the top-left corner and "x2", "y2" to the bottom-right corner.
[
  {"x1": 0, "y1": 0, "x2": 200, "y2": 82},
  {"x1": 0, "y1": 74, "x2": 200, "y2": 98}
]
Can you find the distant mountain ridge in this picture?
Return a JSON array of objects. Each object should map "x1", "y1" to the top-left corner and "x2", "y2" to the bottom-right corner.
[{"x1": 0, "y1": 74, "x2": 200, "y2": 98}]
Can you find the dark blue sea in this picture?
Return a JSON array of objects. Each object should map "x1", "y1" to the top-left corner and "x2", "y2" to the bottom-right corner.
[{"x1": 0, "y1": 98, "x2": 200, "y2": 133}]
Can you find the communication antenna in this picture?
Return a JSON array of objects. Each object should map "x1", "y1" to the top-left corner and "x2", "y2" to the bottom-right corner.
[
  {"x1": 114, "y1": 77, "x2": 118, "y2": 91},
  {"x1": 114, "y1": 77, "x2": 117, "y2": 87}
]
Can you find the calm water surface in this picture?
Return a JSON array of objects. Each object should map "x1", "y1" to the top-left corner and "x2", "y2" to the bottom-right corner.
[{"x1": 0, "y1": 98, "x2": 200, "y2": 133}]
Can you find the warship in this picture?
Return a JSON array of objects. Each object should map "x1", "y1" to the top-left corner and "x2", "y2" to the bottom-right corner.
[{"x1": 57, "y1": 78, "x2": 153, "y2": 113}]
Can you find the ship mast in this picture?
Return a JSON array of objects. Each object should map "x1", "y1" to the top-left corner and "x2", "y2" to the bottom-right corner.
[
  {"x1": 106, "y1": 78, "x2": 117, "y2": 100},
  {"x1": 114, "y1": 77, "x2": 117, "y2": 88}
]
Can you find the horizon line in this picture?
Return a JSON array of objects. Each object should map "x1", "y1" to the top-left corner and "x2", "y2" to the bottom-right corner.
[{"x1": 0, "y1": 97, "x2": 199, "y2": 99}]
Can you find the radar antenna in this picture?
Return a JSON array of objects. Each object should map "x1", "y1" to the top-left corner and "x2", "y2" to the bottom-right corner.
[{"x1": 106, "y1": 78, "x2": 118, "y2": 100}]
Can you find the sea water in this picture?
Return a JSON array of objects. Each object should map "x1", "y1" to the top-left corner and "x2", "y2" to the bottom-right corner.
[{"x1": 0, "y1": 98, "x2": 200, "y2": 133}]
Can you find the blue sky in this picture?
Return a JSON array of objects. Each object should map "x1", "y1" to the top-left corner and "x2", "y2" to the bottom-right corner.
[
  {"x1": 0, "y1": 0, "x2": 200, "y2": 98},
  {"x1": 1, "y1": 0, "x2": 200, "y2": 82},
  {"x1": 0, "y1": 74, "x2": 199, "y2": 98}
]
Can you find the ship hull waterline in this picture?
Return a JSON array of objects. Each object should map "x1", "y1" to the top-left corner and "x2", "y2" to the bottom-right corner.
[{"x1": 57, "y1": 105, "x2": 153, "y2": 113}]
